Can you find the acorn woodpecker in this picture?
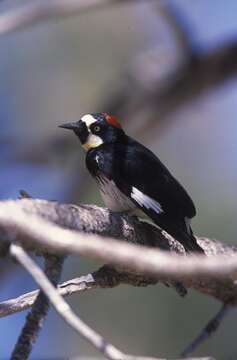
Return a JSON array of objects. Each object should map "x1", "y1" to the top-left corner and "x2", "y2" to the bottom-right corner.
[{"x1": 59, "y1": 113, "x2": 203, "y2": 253}]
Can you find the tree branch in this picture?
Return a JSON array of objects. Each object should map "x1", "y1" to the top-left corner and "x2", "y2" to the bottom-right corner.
[
  {"x1": 0, "y1": 273, "x2": 97, "y2": 318},
  {"x1": 9, "y1": 243, "x2": 215, "y2": 360},
  {"x1": 181, "y1": 304, "x2": 230, "y2": 358},
  {"x1": 10, "y1": 243, "x2": 125, "y2": 360},
  {"x1": 0, "y1": 263, "x2": 163, "y2": 319},
  {"x1": 0, "y1": 199, "x2": 236, "y2": 305},
  {"x1": 0, "y1": 197, "x2": 230, "y2": 358},
  {"x1": 0, "y1": 267, "x2": 230, "y2": 358},
  {"x1": 10, "y1": 254, "x2": 63, "y2": 360}
]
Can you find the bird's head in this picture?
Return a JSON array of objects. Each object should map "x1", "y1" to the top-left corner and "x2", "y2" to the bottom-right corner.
[{"x1": 59, "y1": 113, "x2": 124, "y2": 151}]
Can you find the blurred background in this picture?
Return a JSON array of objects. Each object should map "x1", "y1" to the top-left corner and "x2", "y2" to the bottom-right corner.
[{"x1": 0, "y1": 0, "x2": 237, "y2": 358}]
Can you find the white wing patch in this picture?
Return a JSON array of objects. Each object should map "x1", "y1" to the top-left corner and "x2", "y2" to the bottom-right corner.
[{"x1": 131, "y1": 187, "x2": 163, "y2": 214}]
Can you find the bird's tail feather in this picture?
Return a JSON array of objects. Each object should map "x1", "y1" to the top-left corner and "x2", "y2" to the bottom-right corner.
[
  {"x1": 178, "y1": 229, "x2": 204, "y2": 253},
  {"x1": 155, "y1": 218, "x2": 204, "y2": 253}
]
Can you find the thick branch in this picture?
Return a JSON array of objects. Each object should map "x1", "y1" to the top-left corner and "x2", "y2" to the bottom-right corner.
[{"x1": 0, "y1": 199, "x2": 236, "y2": 304}]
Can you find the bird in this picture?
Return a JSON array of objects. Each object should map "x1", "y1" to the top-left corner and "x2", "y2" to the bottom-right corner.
[{"x1": 59, "y1": 113, "x2": 203, "y2": 253}]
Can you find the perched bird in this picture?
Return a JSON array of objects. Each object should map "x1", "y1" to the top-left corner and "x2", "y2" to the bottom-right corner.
[{"x1": 59, "y1": 113, "x2": 203, "y2": 253}]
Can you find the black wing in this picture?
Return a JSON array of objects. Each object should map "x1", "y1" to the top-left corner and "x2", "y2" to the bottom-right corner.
[{"x1": 89, "y1": 137, "x2": 196, "y2": 220}]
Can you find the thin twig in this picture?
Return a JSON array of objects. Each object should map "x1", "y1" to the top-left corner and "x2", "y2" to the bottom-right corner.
[
  {"x1": 0, "y1": 262, "x2": 162, "y2": 319},
  {"x1": 18, "y1": 190, "x2": 32, "y2": 199},
  {"x1": 181, "y1": 305, "x2": 231, "y2": 358},
  {"x1": 9, "y1": 243, "x2": 125, "y2": 360},
  {"x1": 11, "y1": 255, "x2": 64, "y2": 360},
  {"x1": 0, "y1": 274, "x2": 97, "y2": 318},
  {"x1": 11, "y1": 191, "x2": 63, "y2": 359}
]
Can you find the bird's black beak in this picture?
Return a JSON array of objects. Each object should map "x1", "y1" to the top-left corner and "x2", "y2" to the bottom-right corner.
[
  {"x1": 59, "y1": 120, "x2": 89, "y2": 145},
  {"x1": 58, "y1": 121, "x2": 79, "y2": 130}
]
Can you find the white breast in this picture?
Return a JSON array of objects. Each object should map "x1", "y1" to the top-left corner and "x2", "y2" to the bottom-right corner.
[{"x1": 97, "y1": 176, "x2": 135, "y2": 212}]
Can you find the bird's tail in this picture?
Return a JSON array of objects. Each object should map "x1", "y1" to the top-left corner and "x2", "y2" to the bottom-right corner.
[
  {"x1": 176, "y1": 227, "x2": 204, "y2": 253},
  {"x1": 156, "y1": 218, "x2": 204, "y2": 253}
]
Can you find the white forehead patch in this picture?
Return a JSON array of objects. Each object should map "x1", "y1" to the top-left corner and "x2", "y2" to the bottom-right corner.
[{"x1": 81, "y1": 114, "x2": 97, "y2": 127}]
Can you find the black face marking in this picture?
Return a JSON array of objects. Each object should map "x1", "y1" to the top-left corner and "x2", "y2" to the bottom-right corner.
[{"x1": 73, "y1": 120, "x2": 89, "y2": 144}]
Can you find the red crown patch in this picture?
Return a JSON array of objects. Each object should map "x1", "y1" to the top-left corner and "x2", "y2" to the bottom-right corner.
[{"x1": 103, "y1": 113, "x2": 122, "y2": 129}]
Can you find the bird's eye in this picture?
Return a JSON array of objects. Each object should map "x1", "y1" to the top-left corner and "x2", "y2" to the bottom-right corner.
[{"x1": 94, "y1": 125, "x2": 101, "y2": 132}]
